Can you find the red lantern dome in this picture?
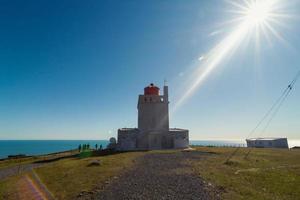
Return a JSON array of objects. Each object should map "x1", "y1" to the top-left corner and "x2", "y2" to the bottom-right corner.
[{"x1": 144, "y1": 83, "x2": 159, "y2": 95}]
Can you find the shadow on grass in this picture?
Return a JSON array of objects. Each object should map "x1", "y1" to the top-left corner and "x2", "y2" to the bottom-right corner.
[
  {"x1": 32, "y1": 149, "x2": 144, "y2": 163},
  {"x1": 90, "y1": 149, "x2": 149, "y2": 157},
  {"x1": 223, "y1": 160, "x2": 240, "y2": 166},
  {"x1": 33, "y1": 154, "x2": 78, "y2": 164}
]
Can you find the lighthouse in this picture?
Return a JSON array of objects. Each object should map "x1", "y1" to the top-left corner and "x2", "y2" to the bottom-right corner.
[
  {"x1": 138, "y1": 83, "x2": 169, "y2": 132},
  {"x1": 117, "y1": 83, "x2": 189, "y2": 150}
]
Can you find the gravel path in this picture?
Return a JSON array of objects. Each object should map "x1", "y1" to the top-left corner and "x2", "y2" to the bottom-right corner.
[{"x1": 80, "y1": 151, "x2": 221, "y2": 200}]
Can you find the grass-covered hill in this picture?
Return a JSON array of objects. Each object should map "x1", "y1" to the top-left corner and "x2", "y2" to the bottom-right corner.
[{"x1": 0, "y1": 147, "x2": 299, "y2": 200}]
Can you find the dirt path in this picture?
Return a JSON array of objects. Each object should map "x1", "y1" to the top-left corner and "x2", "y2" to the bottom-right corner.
[
  {"x1": 16, "y1": 171, "x2": 55, "y2": 200},
  {"x1": 0, "y1": 163, "x2": 44, "y2": 180},
  {"x1": 17, "y1": 174, "x2": 47, "y2": 200},
  {"x1": 0, "y1": 164, "x2": 55, "y2": 200},
  {"x1": 0, "y1": 153, "x2": 77, "y2": 181},
  {"x1": 80, "y1": 151, "x2": 221, "y2": 200}
]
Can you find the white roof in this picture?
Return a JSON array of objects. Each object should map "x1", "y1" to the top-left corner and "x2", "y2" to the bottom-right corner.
[
  {"x1": 119, "y1": 128, "x2": 138, "y2": 131},
  {"x1": 169, "y1": 128, "x2": 188, "y2": 131},
  {"x1": 246, "y1": 137, "x2": 287, "y2": 141}
]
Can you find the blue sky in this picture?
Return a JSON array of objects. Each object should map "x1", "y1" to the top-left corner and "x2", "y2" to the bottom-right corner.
[{"x1": 0, "y1": 0, "x2": 299, "y2": 140}]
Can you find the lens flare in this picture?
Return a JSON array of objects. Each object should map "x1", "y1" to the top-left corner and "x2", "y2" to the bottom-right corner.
[{"x1": 174, "y1": 0, "x2": 290, "y2": 111}]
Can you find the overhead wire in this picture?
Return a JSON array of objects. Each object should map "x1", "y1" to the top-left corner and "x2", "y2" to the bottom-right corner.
[
  {"x1": 247, "y1": 86, "x2": 290, "y2": 139},
  {"x1": 225, "y1": 69, "x2": 300, "y2": 163},
  {"x1": 257, "y1": 69, "x2": 300, "y2": 137}
]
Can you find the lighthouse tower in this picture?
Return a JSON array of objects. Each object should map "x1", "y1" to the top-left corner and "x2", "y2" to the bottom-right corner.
[
  {"x1": 116, "y1": 82, "x2": 189, "y2": 150},
  {"x1": 137, "y1": 83, "x2": 169, "y2": 132}
]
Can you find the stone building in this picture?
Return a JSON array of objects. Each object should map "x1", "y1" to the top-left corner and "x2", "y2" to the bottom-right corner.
[{"x1": 117, "y1": 83, "x2": 189, "y2": 150}]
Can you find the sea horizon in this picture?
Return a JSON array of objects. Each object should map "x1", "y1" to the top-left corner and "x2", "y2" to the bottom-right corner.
[{"x1": 0, "y1": 139, "x2": 299, "y2": 159}]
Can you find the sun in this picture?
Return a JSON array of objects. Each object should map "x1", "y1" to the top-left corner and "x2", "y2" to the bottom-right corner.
[
  {"x1": 229, "y1": 0, "x2": 278, "y2": 28},
  {"x1": 245, "y1": 1, "x2": 273, "y2": 25},
  {"x1": 223, "y1": 0, "x2": 290, "y2": 48},
  {"x1": 174, "y1": 0, "x2": 291, "y2": 110}
]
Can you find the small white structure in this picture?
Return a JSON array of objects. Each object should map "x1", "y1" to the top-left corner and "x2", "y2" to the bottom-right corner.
[
  {"x1": 116, "y1": 83, "x2": 189, "y2": 151},
  {"x1": 246, "y1": 138, "x2": 288, "y2": 148}
]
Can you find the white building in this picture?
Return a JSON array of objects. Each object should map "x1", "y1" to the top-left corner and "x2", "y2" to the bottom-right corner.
[
  {"x1": 116, "y1": 83, "x2": 189, "y2": 150},
  {"x1": 246, "y1": 138, "x2": 288, "y2": 148}
]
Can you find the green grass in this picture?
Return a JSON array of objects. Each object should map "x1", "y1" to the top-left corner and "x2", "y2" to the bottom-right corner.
[
  {"x1": 192, "y1": 147, "x2": 300, "y2": 200},
  {"x1": 0, "y1": 157, "x2": 39, "y2": 169},
  {"x1": 34, "y1": 152, "x2": 143, "y2": 200},
  {"x1": 0, "y1": 175, "x2": 19, "y2": 200},
  {"x1": 0, "y1": 150, "x2": 78, "y2": 169},
  {"x1": 1, "y1": 148, "x2": 299, "y2": 200}
]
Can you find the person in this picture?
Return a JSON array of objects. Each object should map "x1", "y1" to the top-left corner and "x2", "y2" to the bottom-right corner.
[
  {"x1": 78, "y1": 144, "x2": 82, "y2": 152},
  {"x1": 95, "y1": 144, "x2": 98, "y2": 150}
]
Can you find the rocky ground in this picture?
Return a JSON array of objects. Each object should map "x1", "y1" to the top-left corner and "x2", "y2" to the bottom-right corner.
[{"x1": 79, "y1": 151, "x2": 222, "y2": 200}]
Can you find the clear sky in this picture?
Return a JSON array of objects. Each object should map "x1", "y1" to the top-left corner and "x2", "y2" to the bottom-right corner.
[{"x1": 0, "y1": 0, "x2": 299, "y2": 140}]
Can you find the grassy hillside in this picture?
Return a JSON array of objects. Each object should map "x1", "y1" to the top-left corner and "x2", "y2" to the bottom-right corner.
[
  {"x1": 0, "y1": 175, "x2": 19, "y2": 200},
  {"x1": 0, "y1": 150, "x2": 142, "y2": 200},
  {"x1": 0, "y1": 150, "x2": 78, "y2": 169},
  {"x1": 0, "y1": 148, "x2": 299, "y2": 200},
  {"x1": 192, "y1": 147, "x2": 300, "y2": 200},
  {"x1": 34, "y1": 152, "x2": 143, "y2": 199}
]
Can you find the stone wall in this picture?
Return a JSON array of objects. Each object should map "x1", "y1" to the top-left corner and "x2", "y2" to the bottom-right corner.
[
  {"x1": 117, "y1": 128, "x2": 139, "y2": 151},
  {"x1": 169, "y1": 129, "x2": 189, "y2": 149}
]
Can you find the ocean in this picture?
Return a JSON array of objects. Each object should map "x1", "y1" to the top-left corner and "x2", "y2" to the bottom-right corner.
[
  {"x1": 0, "y1": 140, "x2": 109, "y2": 159},
  {"x1": 0, "y1": 139, "x2": 299, "y2": 159}
]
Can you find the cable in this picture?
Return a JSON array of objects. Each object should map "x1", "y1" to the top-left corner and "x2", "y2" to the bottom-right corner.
[
  {"x1": 224, "y1": 69, "x2": 300, "y2": 163},
  {"x1": 243, "y1": 69, "x2": 300, "y2": 159},
  {"x1": 247, "y1": 86, "x2": 290, "y2": 139},
  {"x1": 260, "y1": 89, "x2": 291, "y2": 134},
  {"x1": 258, "y1": 70, "x2": 300, "y2": 136}
]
